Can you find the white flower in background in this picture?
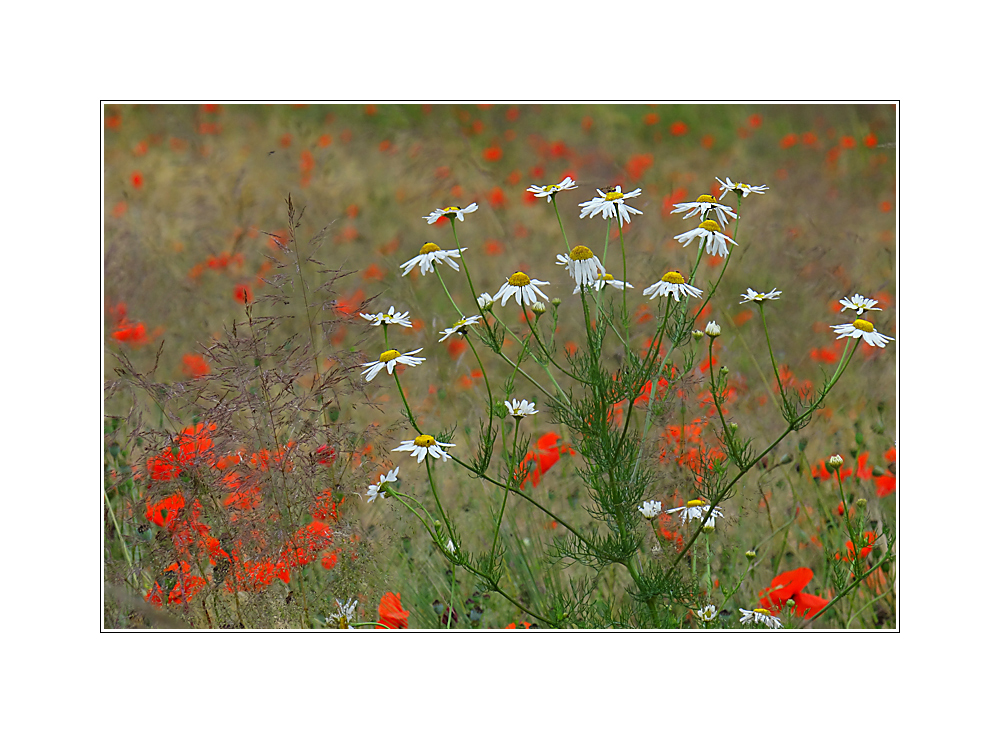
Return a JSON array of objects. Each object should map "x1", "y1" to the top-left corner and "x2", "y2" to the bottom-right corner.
[
  {"x1": 392, "y1": 434, "x2": 456, "y2": 463},
  {"x1": 505, "y1": 399, "x2": 539, "y2": 418},
  {"x1": 365, "y1": 466, "x2": 399, "y2": 503},
  {"x1": 494, "y1": 271, "x2": 550, "y2": 308},
  {"x1": 739, "y1": 607, "x2": 782, "y2": 629},
  {"x1": 477, "y1": 292, "x2": 494, "y2": 310},
  {"x1": 674, "y1": 219, "x2": 739, "y2": 258},
  {"x1": 360, "y1": 305, "x2": 412, "y2": 328},
  {"x1": 831, "y1": 318, "x2": 894, "y2": 348},
  {"x1": 556, "y1": 246, "x2": 605, "y2": 288},
  {"x1": 716, "y1": 177, "x2": 769, "y2": 199},
  {"x1": 399, "y1": 242, "x2": 467, "y2": 277},
  {"x1": 438, "y1": 315, "x2": 482, "y2": 342},
  {"x1": 665, "y1": 499, "x2": 724, "y2": 528},
  {"x1": 579, "y1": 185, "x2": 643, "y2": 224},
  {"x1": 638, "y1": 500, "x2": 662, "y2": 519},
  {"x1": 839, "y1": 293, "x2": 882, "y2": 316},
  {"x1": 740, "y1": 287, "x2": 782, "y2": 304},
  {"x1": 705, "y1": 321, "x2": 721, "y2": 337},
  {"x1": 642, "y1": 270, "x2": 704, "y2": 301},
  {"x1": 326, "y1": 598, "x2": 359, "y2": 629},
  {"x1": 424, "y1": 203, "x2": 478, "y2": 224},
  {"x1": 445, "y1": 539, "x2": 456, "y2": 553},
  {"x1": 360, "y1": 348, "x2": 425, "y2": 382},
  {"x1": 526, "y1": 176, "x2": 578, "y2": 202},
  {"x1": 696, "y1": 605, "x2": 718, "y2": 622},
  {"x1": 573, "y1": 272, "x2": 632, "y2": 294},
  {"x1": 671, "y1": 194, "x2": 738, "y2": 228}
]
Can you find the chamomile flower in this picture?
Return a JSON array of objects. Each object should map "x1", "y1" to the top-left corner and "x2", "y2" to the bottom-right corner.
[
  {"x1": 705, "y1": 321, "x2": 721, "y2": 337},
  {"x1": 477, "y1": 292, "x2": 494, "y2": 311},
  {"x1": 365, "y1": 466, "x2": 399, "y2": 503},
  {"x1": 638, "y1": 500, "x2": 662, "y2": 519},
  {"x1": 445, "y1": 538, "x2": 457, "y2": 553},
  {"x1": 438, "y1": 315, "x2": 482, "y2": 342},
  {"x1": 399, "y1": 242, "x2": 467, "y2": 277},
  {"x1": 578, "y1": 185, "x2": 643, "y2": 224},
  {"x1": 573, "y1": 272, "x2": 633, "y2": 294},
  {"x1": 716, "y1": 177, "x2": 769, "y2": 199},
  {"x1": 360, "y1": 348, "x2": 425, "y2": 382},
  {"x1": 839, "y1": 293, "x2": 882, "y2": 316},
  {"x1": 392, "y1": 434, "x2": 456, "y2": 463},
  {"x1": 665, "y1": 499, "x2": 723, "y2": 528},
  {"x1": 831, "y1": 318, "x2": 894, "y2": 348},
  {"x1": 556, "y1": 246, "x2": 605, "y2": 288},
  {"x1": 505, "y1": 399, "x2": 538, "y2": 418},
  {"x1": 423, "y1": 203, "x2": 478, "y2": 224},
  {"x1": 360, "y1": 305, "x2": 412, "y2": 328},
  {"x1": 671, "y1": 194, "x2": 738, "y2": 228},
  {"x1": 642, "y1": 270, "x2": 704, "y2": 301},
  {"x1": 739, "y1": 607, "x2": 782, "y2": 629},
  {"x1": 494, "y1": 271, "x2": 550, "y2": 308},
  {"x1": 696, "y1": 605, "x2": 719, "y2": 622},
  {"x1": 326, "y1": 598, "x2": 358, "y2": 629},
  {"x1": 740, "y1": 287, "x2": 781, "y2": 303},
  {"x1": 526, "y1": 176, "x2": 578, "y2": 202},
  {"x1": 674, "y1": 220, "x2": 739, "y2": 258}
]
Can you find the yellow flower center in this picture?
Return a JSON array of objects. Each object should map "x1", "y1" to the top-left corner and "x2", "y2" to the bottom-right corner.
[
  {"x1": 605, "y1": 191, "x2": 624, "y2": 201},
  {"x1": 699, "y1": 220, "x2": 721, "y2": 233},
  {"x1": 753, "y1": 608, "x2": 772, "y2": 616},
  {"x1": 685, "y1": 499, "x2": 707, "y2": 508},
  {"x1": 414, "y1": 435, "x2": 436, "y2": 447},
  {"x1": 661, "y1": 271, "x2": 685, "y2": 284},
  {"x1": 508, "y1": 272, "x2": 531, "y2": 287},
  {"x1": 853, "y1": 319, "x2": 874, "y2": 333},
  {"x1": 419, "y1": 242, "x2": 441, "y2": 255},
  {"x1": 379, "y1": 349, "x2": 401, "y2": 362},
  {"x1": 600, "y1": 274, "x2": 615, "y2": 281},
  {"x1": 452, "y1": 319, "x2": 467, "y2": 328},
  {"x1": 542, "y1": 184, "x2": 556, "y2": 192},
  {"x1": 337, "y1": 617, "x2": 350, "y2": 629},
  {"x1": 442, "y1": 206, "x2": 460, "y2": 213},
  {"x1": 696, "y1": 194, "x2": 717, "y2": 203},
  {"x1": 570, "y1": 245, "x2": 595, "y2": 261}
]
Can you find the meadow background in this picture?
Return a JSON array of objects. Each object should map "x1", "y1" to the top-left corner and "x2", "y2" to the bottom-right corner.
[{"x1": 103, "y1": 103, "x2": 897, "y2": 629}]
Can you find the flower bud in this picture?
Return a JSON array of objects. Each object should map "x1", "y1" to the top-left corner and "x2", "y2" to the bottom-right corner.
[
  {"x1": 551, "y1": 298, "x2": 562, "y2": 307},
  {"x1": 702, "y1": 524, "x2": 716, "y2": 535},
  {"x1": 531, "y1": 301, "x2": 547, "y2": 316},
  {"x1": 705, "y1": 321, "x2": 721, "y2": 337},
  {"x1": 785, "y1": 598, "x2": 796, "y2": 608},
  {"x1": 720, "y1": 366, "x2": 729, "y2": 376},
  {"x1": 745, "y1": 550, "x2": 756, "y2": 561},
  {"x1": 856, "y1": 498, "x2": 867, "y2": 510},
  {"x1": 828, "y1": 454, "x2": 844, "y2": 469},
  {"x1": 693, "y1": 330, "x2": 704, "y2": 340},
  {"x1": 729, "y1": 422, "x2": 738, "y2": 432}
]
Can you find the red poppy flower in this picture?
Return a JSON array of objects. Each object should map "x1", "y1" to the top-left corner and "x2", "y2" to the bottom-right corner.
[
  {"x1": 759, "y1": 567, "x2": 828, "y2": 618},
  {"x1": 779, "y1": 133, "x2": 799, "y2": 149},
  {"x1": 181, "y1": 353, "x2": 210, "y2": 378},
  {"x1": 483, "y1": 146, "x2": 503, "y2": 162},
  {"x1": 233, "y1": 284, "x2": 253, "y2": 303},
  {"x1": 378, "y1": 592, "x2": 410, "y2": 629},
  {"x1": 669, "y1": 121, "x2": 688, "y2": 136}
]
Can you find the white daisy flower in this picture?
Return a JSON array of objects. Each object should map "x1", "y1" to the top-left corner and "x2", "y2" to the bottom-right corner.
[
  {"x1": 360, "y1": 348, "x2": 425, "y2": 382},
  {"x1": 674, "y1": 220, "x2": 739, "y2": 258},
  {"x1": 494, "y1": 272, "x2": 550, "y2": 308},
  {"x1": 716, "y1": 177, "x2": 769, "y2": 199},
  {"x1": 438, "y1": 315, "x2": 482, "y2": 342},
  {"x1": 638, "y1": 500, "x2": 662, "y2": 519},
  {"x1": 578, "y1": 185, "x2": 643, "y2": 224},
  {"x1": 556, "y1": 245, "x2": 605, "y2": 288},
  {"x1": 445, "y1": 538, "x2": 457, "y2": 553},
  {"x1": 696, "y1": 605, "x2": 718, "y2": 622},
  {"x1": 705, "y1": 321, "x2": 721, "y2": 337},
  {"x1": 740, "y1": 287, "x2": 781, "y2": 303},
  {"x1": 839, "y1": 293, "x2": 882, "y2": 316},
  {"x1": 831, "y1": 318, "x2": 894, "y2": 348},
  {"x1": 366, "y1": 466, "x2": 399, "y2": 503},
  {"x1": 573, "y1": 272, "x2": 633, "y2": 294},
  {"x1": 392, "y1": 434, "x2": 456, "y2": 463},
  {"x1": 399, "y1": 242, "x2": 467, "y2": 277},
  {"x1": 424, "y1": 203, "x2": 478, "y2": 224},
  {"x1": 664, "y1": 499, "x2": 723, "y2": 528},
  {"x1": 739, "y1": 607, "x2": 782, "y2": 629},
  {"x1": 671, "y1": 194, "x2": 738, "y2": 229},
  {"x1": 505, "y1": 399, "x2": 538, "y2": 418},
  {"x1": 360, "y1": 305, "x2": 412, "y2": 328},
  {"x1": 642, "y1": 270, "x2": 704, "y2": 301},
  {"x1": 526, "y1": 176, "x2": 578, "y2": 203},
  {"x1": 326, "y1": 598, "x2": 358, "y2": 629},
  {"x1": 477, "y1": 292, "x2": 494, "y2": 311}
]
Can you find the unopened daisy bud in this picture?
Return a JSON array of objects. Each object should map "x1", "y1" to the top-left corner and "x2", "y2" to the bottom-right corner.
[
  {"x1": 720, "y1": 366, "x2": 729, "y2": 376},
  {"x1": 434, "y1": 520, "x2": 442, "y2": 530},
  {"x1": 745, "y1": 550, "x2": 756, "y2": 561},
  {"x1": 828, "y1": 454, "x2": 844, "y2": 469},
  {"x1": 705, "y1": 321, "x2": 721, "y2": 337},
  {"x1": 477, "y1": 293, "x2": 494, "y2": 312},
  {"x1": 785, "y1": 598, "x2": 796, "y2": 609},
  {"x1": 702, "y1": 524, "x2": 716, "y2": 535},
  {"x1": 693, "y1": 330, "x2": 704, "y2": 340},
  {"x1": 551, "y1": 298, "x2": 562, "y2": 307},
  {"x1": 729, "y1": 422, "x2": 739, "y2": 431},
  {"x1": 531, "y1": 301, "x2": 547, "y2": 316},
  {"x1": 856, "y1": 498, "x2": 867, "y2": 510}
]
